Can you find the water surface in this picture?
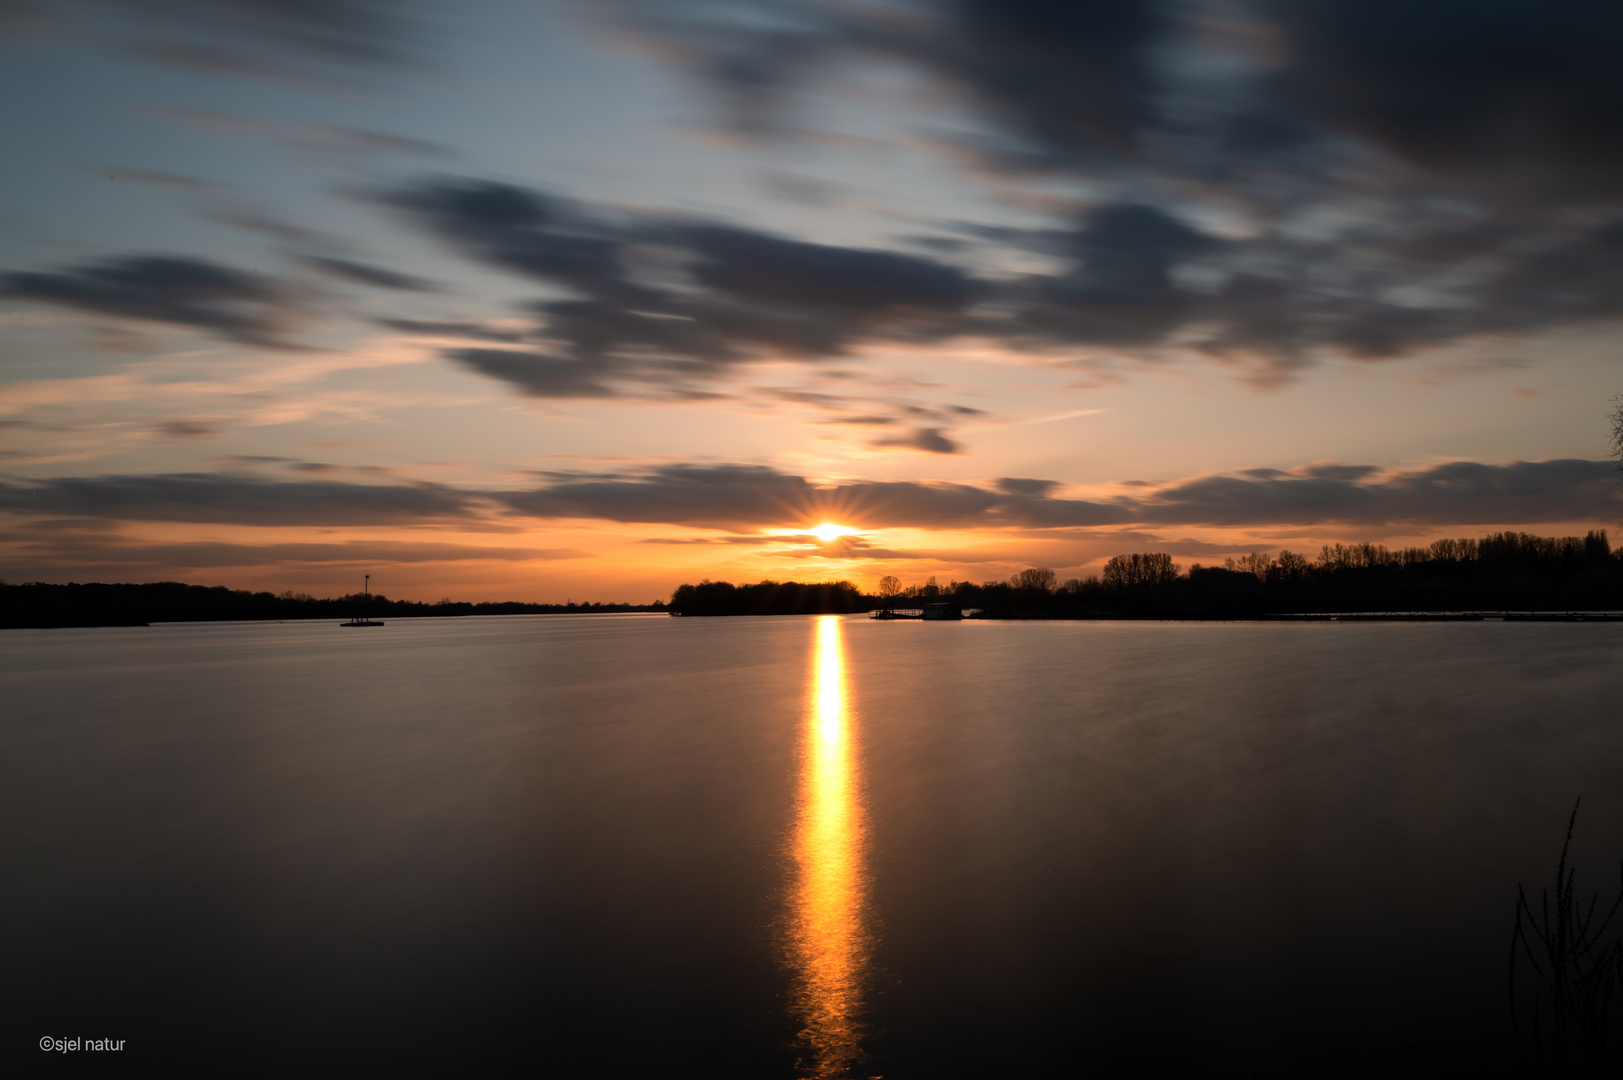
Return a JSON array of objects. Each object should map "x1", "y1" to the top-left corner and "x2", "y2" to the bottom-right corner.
[{"x1": 5, "y1": 615, "x2": 1621, "y2": 1074}]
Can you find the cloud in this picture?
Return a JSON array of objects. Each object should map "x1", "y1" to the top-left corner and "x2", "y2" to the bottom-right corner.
[
  {"x1": 819, "y1": 415, "x2": 896, "y2": 426},
  {"x1": 302, "y1": 256, "x2": 437, "y2": 292},
  {"x1": 101, "y1": 168, "x2": 222, "y2": 191},
  {"x1": 990, "y1": 200, "x2": 1623, "y2": 375},
  {"x1": 16, "y1": 3, "x2": 1623, "y2": 383},
  {"x1": 683, "y1": 224, "x2": 975, "y2": 313},
  {"x1": 602, "y1": 1, "x2": 1623, "y2": 378},
  {"x1": 448, "y1": 348, "x2": 615, "y2": 398},
  {"x1": 375, "y1": 319, "x2": 530, "y2": 343},
  {"x1": 1, "y1": 459, "x2": 1611, "y2": 537},
  {"x1": 1264, "y1": 0, "x2": 1623, "y2": 197},
  {"x1": 0, "y1": 0, "x2": 40, "y2": 38},
  {"x1": 1137, "y1": 459, "x2": 1622, "y2": 527},
  {"x1": 1010, "y1": 202, "x2": 1222, "y2": 348},
  {"x1": 377, "y1": 173, "x2": 1623, "y2": 392},
  {"x1": 151, "y1": 419, "x2": 218, "y2": 440},
  {"x1": 0, "y1": 473, "x2": 477, "y2": 526},
  {"x1": 379, "y1": 176, "x2": 981, "y2": 397},
  {"x1": 788, "y1": 533, "x2": 917, "y2": 560},
  {"x1": 871, "y1": 427, "x2": 962, "y2": 454},
  {"x1": 611, "y1": 0, "x2": 1623, "y2": 196},
  {"x1": 0, "y1": 255, "x2": 291, "y2": 346},
  {"x1": 495, "y1": 458, "x2": 1619, "y2": 532},
  {"x1": 607, "y1": 0, "x2": 1168, "y2": 161},
  {"x1": 997, "y1": 477, "x2": 1060, "y2": 496},
  {"x1": 380, "y1": 179, "x2": 624, "y2": 290},
  {"x1": 497, "y1": 464, "x2": 1015, "y2": 530},
  {"x1": 155, "y1": 109, "x2": 446, "y2": 155},
  {"x1": 90, "y1": 0, "x2": 430, "y2": 85},
  {"x1": 0, "y1": 533, "x2": 588, "y2": 572}
]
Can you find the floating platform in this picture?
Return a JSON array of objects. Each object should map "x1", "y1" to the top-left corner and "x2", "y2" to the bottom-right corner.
[{"x1": 871, "y1": 603, "x2": 965, "y2": 621}]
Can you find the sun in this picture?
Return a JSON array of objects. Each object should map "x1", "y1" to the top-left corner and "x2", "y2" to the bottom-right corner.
[{"x1": 808, "y1": 523, "x2": 858, "y2": 542}]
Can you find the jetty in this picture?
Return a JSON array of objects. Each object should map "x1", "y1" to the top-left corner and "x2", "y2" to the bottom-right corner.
[
  {"x1": 340, "y1": 574, "x2": 385, "y2": 627},
  {"x1": 870, "y1": 603, "x2": 966, "y2": 621}
]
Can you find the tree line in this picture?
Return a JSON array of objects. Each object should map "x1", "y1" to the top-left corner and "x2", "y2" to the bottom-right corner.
[
  {"x1": 876, "y1": 529, "x2": 1623, "y2": 618},
  {"x1": 0, "y1": 580, "x2": 666, "y2": 629},
  {"x1": 7, "y1": 528, "x2": 1620, "y2": 628},
  {"x1": 667, "y1": 579, "x2": 867, "y2": 616},
  {"x1": 670, "y1": 529, "x2": 1623, "y2": 617}
]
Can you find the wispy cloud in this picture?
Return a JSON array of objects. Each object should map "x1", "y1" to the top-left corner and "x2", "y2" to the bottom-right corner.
[
  {"x1": 0, "y1": 473, "x2": 480, "y2": 526},
  {"x1": 375, "y1": 176, "x2": 982, "y2": 399},
  {"x1": 492, "y1": 458, "x2": 1621, "y2": 532},
  {"x1": 597, "y1": 0, "x2": 1623, "y2": 382},
  {"x1": 1, "y1": 255, "x2": 295, "y2": 347},
  {"x1": 0, "y1": 459, "x2": 1614, "y2": 570}
]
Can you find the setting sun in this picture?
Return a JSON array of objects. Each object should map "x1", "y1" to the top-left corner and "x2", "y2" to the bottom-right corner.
[{"x1": 808, "y1": 524, "x2": 858, "y2": 543}]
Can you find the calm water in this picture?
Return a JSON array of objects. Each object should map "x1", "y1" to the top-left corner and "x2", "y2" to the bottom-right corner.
[{"x1": 5, "y1": 615, "x2": 1622, "y2": 1075}]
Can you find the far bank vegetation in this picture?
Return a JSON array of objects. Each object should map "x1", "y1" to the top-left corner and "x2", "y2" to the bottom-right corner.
[{"x1": 669, "y1": 529, "x2": 1623, "y2": 617}]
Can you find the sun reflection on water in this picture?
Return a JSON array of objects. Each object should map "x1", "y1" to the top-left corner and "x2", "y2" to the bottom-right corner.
[{"x1": 785, "y1": 615, "x2": 873, "y2": 1079}]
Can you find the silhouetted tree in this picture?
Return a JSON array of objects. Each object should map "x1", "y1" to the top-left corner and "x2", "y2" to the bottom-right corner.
[
  {"x1": 1013, "y1": 567, "x2": 1057, "y2": 592},
  {"x1": 1274, "y1": 550, "x2": 1310, "y2": 582},
  {"x1": 1225, "y1": 552, "x2": 1272, "y2": 580},
  {"x1": 1102, "y1": 552, "x2": 1177, "y2": 589},
  {"x1": 667, "y1": 578, "x2": 867, "y2": 616},
  {"x1": 1611, "y1": 395, "x2": 1623, "y2": 477}
]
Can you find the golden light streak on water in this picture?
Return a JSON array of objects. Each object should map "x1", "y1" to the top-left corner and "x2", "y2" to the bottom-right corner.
[{"x1": 785, "y1": 615, "x2": 873, "y2": 1079}]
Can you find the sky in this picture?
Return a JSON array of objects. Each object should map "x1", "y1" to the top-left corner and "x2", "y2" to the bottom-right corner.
[{"x1": 1, "y1": 0, "x2": 1621, "y2": 602}]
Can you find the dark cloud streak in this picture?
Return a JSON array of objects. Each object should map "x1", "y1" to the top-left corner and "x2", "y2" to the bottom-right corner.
[
  {"x1": 380, "y1": 176, "x2": 979, "y2": 398},
  {"x1": 599, "y1": 1, "x2": 1623, "y2": 378},
  {"x1": 494, "y1": 458, "x2": 1617, "y2": 531},
  {"x1": 0, "y1": 460, "x2": 1611, "y2": 535},
  {"x1": 0, "y1": 474, "x2": 477, "y2": 526},
  {"x1": 303, "y1": 256, "x2": 438, "y2": 292},
  {"x1": 0, "y1": 255, "x2": 292, "y2": 346}
]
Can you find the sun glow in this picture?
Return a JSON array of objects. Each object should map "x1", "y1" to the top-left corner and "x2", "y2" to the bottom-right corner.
[
  {"x1": 808, "y1": 523, "x2": 857, "y2": 543},
  {"x1": 785, "y1": 615, "x2": 872, "y2": 1078}
]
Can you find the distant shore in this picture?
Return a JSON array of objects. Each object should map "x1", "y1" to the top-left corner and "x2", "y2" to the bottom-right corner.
[
  {"x1": 667, "y1": 530, "x2": 1623, "y2": 618},
  {"x1": 7, "y1": 529, "x2": 1621, "y2": 628},
  {"x1": 0, "y1": 581, "x2": 665, "y2": 629}
]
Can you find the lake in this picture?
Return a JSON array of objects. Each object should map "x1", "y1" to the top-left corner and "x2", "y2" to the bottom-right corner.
[{"x1": 5, "y1": 614, "x2": 1622, "y2": 1075}]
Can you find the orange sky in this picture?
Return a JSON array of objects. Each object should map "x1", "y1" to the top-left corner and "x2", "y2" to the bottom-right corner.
[{"x1": 2, "y1": 2, "x2": 1621, "y2": 601}]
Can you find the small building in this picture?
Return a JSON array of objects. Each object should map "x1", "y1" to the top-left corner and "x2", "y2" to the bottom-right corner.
[{"x1": 921, "y1": 602, "x2": 963, "y2": 620}]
